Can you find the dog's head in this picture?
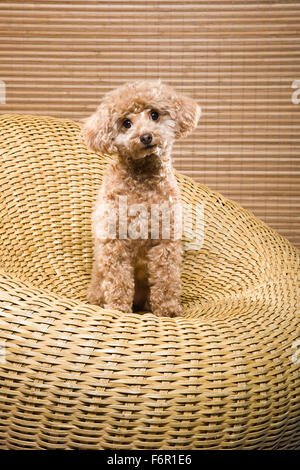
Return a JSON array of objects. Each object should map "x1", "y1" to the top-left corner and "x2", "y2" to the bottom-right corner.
[{"x1": 82, "y1": 79, "x2": 201, "y2": 161}]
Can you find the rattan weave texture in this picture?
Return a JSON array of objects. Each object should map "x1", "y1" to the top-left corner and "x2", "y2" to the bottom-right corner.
[{"x1": 0, "y1": 114, "x2": 299, "y2": 449}]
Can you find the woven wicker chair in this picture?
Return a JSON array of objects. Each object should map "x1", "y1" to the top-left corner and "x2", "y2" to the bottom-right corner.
[{"x1": 0, "y1": 114, "x2": 299, "y2": 450}]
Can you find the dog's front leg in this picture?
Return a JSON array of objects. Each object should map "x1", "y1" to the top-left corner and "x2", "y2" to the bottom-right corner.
[
  {"x1": 88, "y1": 239, "x2": 134, "y2": 313},
  {"x1": 148, "y1": 240, "x2": 182, "y2": 317}
]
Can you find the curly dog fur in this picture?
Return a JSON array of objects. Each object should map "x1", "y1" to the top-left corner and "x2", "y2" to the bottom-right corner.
[{"x1": 82, "y1": 79, "x2": 200, "y2": 316}]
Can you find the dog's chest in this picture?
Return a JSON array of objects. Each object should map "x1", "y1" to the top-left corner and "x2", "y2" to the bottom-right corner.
[
  {"x1": 94, "y1": 168, "x2": 182, "y2": 242},
  {"x1": 125, "y1": 183, "x2": 176, "y2": 207}
]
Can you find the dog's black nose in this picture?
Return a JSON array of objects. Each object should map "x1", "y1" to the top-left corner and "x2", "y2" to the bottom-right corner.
[{"x1": 140, "y1": 133, "x2": 153, "y2": 146}]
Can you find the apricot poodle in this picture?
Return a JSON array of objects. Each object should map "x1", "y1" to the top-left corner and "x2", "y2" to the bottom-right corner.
[{"x1": 82, "y1": 79, "x2": 201, "y2": 317}]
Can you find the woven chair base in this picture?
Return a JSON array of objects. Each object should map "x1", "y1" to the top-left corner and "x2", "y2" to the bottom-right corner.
[{"x1": 0, "y1": 114, "x2": 299, "y2": 449}]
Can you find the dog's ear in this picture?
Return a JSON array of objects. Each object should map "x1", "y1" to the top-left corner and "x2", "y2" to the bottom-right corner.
[
  {"x1": 173, "y1": 94, "x2": 201, "y2": 139},
  {"x1": 81, "y1": 103, "x2": 116, "y2": 154}
]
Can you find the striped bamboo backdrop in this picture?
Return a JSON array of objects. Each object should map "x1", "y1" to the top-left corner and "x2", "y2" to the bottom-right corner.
[{"x1": 0, "y1": 0, "x2": 299, "y2": 248}]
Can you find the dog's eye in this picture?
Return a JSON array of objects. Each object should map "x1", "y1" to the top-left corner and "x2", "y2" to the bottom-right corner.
[
  {"x1": 122, "y1": 119, "x2": 132, "y2": 129},
  {"x1": 150, "y1": 110, "x2": 159, "y2": 121}
]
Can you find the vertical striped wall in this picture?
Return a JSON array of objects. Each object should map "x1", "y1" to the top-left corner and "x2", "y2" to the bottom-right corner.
[{"x1": 0, "y1": 0, "x2": 299, "y2": 248}]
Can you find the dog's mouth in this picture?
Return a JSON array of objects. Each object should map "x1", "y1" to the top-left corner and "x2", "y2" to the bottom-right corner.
[
  {"x1": 144, "y1": 144, "x2": 158, "y2": 157},
  {"x1": 133, "y1": 144, "x2": 159, "y2": 160},
  {"x1": 144, "y1": 143, "x2": 156, "y2": 149},
  {"x1": 142, "y1": 143, "x2": 157, "y2": 154}
]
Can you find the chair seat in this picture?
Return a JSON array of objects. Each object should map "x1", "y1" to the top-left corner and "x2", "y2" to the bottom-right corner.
[{"x1": 0, "y1": 114, "x2": 299, "y2": 449}]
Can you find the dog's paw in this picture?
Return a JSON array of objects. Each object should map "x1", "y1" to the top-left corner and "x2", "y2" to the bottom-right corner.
[
  {"x1": 104, "y1": 303, "x2": 133, "y2": 313},
  {"x1": 87, "y1": 290, "x2": 103, "y2": 306},
  {"x1": 153, "y1": 303, "x2": 182, "y2": 318}
]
